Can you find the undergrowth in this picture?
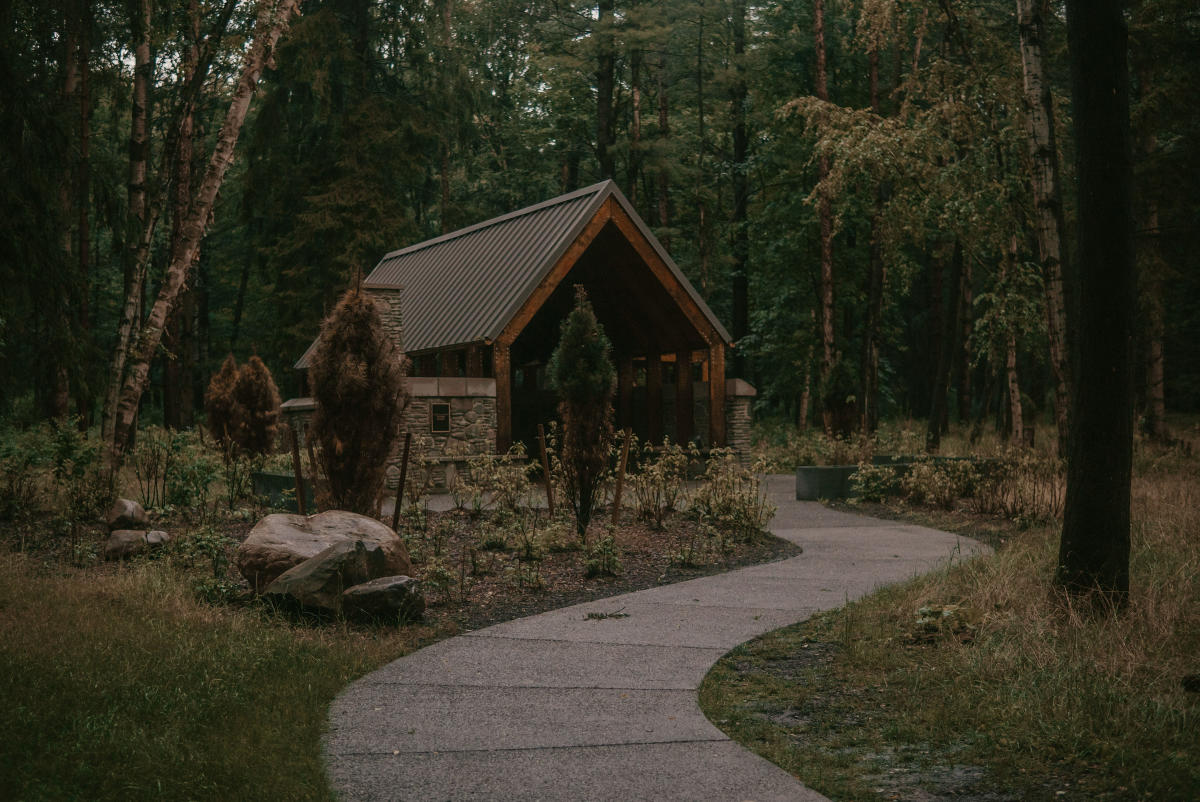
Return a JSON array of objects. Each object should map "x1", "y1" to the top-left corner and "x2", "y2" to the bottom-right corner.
[{"x1": 701, "y1": 434, "x2": 1200, "y2": 801}]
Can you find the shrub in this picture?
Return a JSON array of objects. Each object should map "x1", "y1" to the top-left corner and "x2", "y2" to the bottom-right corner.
[
  {"x1": 548, "y1": 286, "x2": 615, "y2": 542},
  {"x1": 849, "y1": 462, "x2": 899, "y2": 502},
  {"x1": 231, "y1": 356, "x2": 281, "y2": 457},
  {"x1": 308, "y1": 289, "x2": 409, "y2": 515},
  {"x1": 0, "y1": 425, "x2": 52, "y2": 520},
  {"x1": 631, "y1": 437, "x2": 695, "y2": 529},
  {"x1": 689, "y1": 448, "x2": 775, "y2": 542},
  {"x1": 898, "y1": 458, "x2": 978, "y2": 510},
  {"x1": 204, "y1": 354, "x2": 241, "y2": 446},
  {"x1": 584, "y1": 533, "x2": 622, "y2": 578}
]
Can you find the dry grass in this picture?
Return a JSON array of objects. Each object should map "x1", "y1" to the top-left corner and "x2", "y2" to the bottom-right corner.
[{"x1": 702, "y1": 432, "x2": 1200, "y2": 801}]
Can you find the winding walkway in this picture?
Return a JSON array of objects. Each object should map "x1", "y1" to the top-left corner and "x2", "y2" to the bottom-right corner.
[{"x1": 324, "y1": 475, "x2": 988, "y2": 801}]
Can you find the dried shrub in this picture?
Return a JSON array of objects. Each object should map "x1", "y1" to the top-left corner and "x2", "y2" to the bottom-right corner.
[
  {"x1": 308, "y1": 289, "x2": 409, "y2": 515},
  {"x1": 548, "y1": 286, "x2": 615, "y2": 541},
  {"x1": 204, "y1": 354, "x2": 241, "y2": 447},
  {"x1": 232, "y1": 356, "x2": 281, "y2": 457}
]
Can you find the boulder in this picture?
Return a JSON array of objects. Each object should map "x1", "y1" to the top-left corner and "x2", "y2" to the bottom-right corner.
[
  {"x1": 107, "y1": 499, "x2": 149, "y2": 531},
  {"x1": 103, "y1": 529, "x2": 172, "y2": 561},
  {"x1": 263, "y1": 540, "x2": 391, "y2": 612},
  {"x1": 236, "y1": 510, "x2": 412, "y2": 592},
  {"x1": 104, "y1": 530, "x2": 149, "y2": 560},
  {"x1": 342, "y1": 576, "x2": 425, "y2": 623}
]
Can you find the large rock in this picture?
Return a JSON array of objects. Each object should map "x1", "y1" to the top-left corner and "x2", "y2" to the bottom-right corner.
[
  {"x1": 342, "y1": 576, "x2": 425, "y2": 623},
  {"x1": 103, "y1": 529, "x2": 171, "y2": 561},
  {"x1": 263, "y1": 540, "x2": 390, "y2": 612},
  {"x1": 236, "y1": 510, "x2": 411, "y2": 592},
  {"x1": 106, "y1": 499, "x2": 149, "y2": 532}
]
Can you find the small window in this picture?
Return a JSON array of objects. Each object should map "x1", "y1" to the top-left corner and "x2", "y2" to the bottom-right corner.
[{"x1": 431, "y1": 403, "x2": 451, "y2": 434}]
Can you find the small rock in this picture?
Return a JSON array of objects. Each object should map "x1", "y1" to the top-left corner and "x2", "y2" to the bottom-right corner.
[
  {"x1": 263, "y1": 539, "x2": 392, "y2": 612},
  {"x1": 106, "y1": 499, "x2": 149, "y2": 532},
  {"x1": 342, "y1": 576, "x2": 425, "y2": 623},
  {"x1": 145, "y1": 530, "x2": 171, "y2": 547},
  {"x1": 104, "y1": 530, "x2": 148, "y2": 561}
]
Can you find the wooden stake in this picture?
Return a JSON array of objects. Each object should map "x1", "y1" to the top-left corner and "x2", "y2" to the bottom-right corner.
[
  {"x1": 304, "y1": 422, "x2": 319, "y2": 512},
  {"x1": 391, "y1": 431, "x2": 413, "y2": 532},
  {"x1": 288, "y1": 424, "x2": 307, "y2": 516},
  {"x1": 611, "y1": 428, "x2": 632, "y2": 526},
  {"x1": 537, "y1": 424, "x2": 555, "y2": 517}
]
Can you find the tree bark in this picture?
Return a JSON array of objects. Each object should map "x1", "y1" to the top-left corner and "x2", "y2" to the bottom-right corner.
[
  {"x1": 730, "y1": 0, "x2": 748, "y2": 378},
  {"x1": 927, "y1": 244, "x2": 963, "y2": 452},
  {"x1": 1017, "y1": 0, "x2": 1071, "y2": 457},
  {"x1": 1135, "y1": 62, "x2": 1168, "y2": 442},
  {"x1": 110, "y1": 0, "x2": 303, "y2": 466},
  {"x1": 656, "y1": 53, "x2": 671, "y2": 248},
  {"x1": 861, "y1": 47, "x2": 884, "y2": 434},
  {"x1": 74, "y1": 0, "x2": 92, "y2": 425},
  {"x1": 957, "y1": 256, "x2": 973, "y2": 423},
  {"x1": 164, "y1": 0, "x2": 200, "y2": 430},
  {"x1": 1057, "y1": 0, "x2": 1134, "y2": 604},
  {"x1": 103, "y1": 0, "x2": 153, "y2": 440},
  {"x1": 595, "y1": 0, "x2": 616, "y2": 179},
  {"x1": 814, "y1": 0, "x2": 835, "y2": 436}
]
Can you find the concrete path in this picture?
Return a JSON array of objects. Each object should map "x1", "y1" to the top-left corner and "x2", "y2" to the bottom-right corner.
[{"x1": 325, "y1": 475, "x2": 988, "y2": 801}]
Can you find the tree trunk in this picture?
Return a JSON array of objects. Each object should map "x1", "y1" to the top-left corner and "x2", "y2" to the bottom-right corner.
[
  {"x1": 730, "y1": 0, "x2": 748, "y2": 378},
  {"x1": 1017, "y1": 0, "x2": 1071, "y2": 457},
  {"x1": 51, "y1": 8, "x2": 81, "y2": 421},
  {"x1": 595, "y1": 0, "x2": 616, "y2": 179},
  {"x1": 814, "y1": 0, "x2": 835, "y2": 436},
  {"x1": 1057, "y1": 0, "x2": 1134, "y2": 604},
  {"x1": 695, "y1": 0, "x2": 709, "y2": 292},
  {"x1": 1136, "y1": 63, "x2": 1168, "y2": 442},
  {"x1": 110, "y1": 0, "x2": 303, "y2": 466},
  {"x1": 164, "y1": 0, "x2": 200, "y2": 430},
  {"x1": 103, "y1": 0, "x2": 153, "y2": 440},
  {"x1": 861, "y1": 48, "x2": 884, "y2": 434},
  {"x1": 927, "y1": 244, "x2": 963, "y2": 452},
  {"x1": 957, "y1": 256, "x2": 973, "y2": 423},
  {"x1": 75, "y1": 0, "x2": 92, "y2": 425},
  {"x1": 656, "y1": 53, "x2": 671, "y2": 248}
]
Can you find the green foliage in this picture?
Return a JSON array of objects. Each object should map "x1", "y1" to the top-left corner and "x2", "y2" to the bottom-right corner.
[
  {"x1": 548, "y1": 287, "x2": 615, "y2": 540},
  {"x1": 49, "y1": 419, "x2": 112, "y2": 526},
  {"x1": 848, "y1": 462, "x2": 899, "y2": 503},
  {"x1": 689, "y1": 448, "x2": 775, "y2": 542},
  {"x1": 0, "y1": 425, "x2": 52, "y2": 520},
  {"x1": 584, "y1": 532, "x2": 622, "y2": 579},
  {"x1": 897, "y1": 458, "x2": 978, "y2": 510},
  {"x1": 309, "y1": 289, "x2": 409, "y2": 515},
  {"x1": 631, "y1": 437, "x2": 697, "y2": 529}
]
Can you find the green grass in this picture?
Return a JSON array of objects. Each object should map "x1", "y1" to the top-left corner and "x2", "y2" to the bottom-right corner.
[
  {"x1": 0, "y1": 556, "x2": 433, "y2": 801},
  {"x1": 702, "y1": 436, "x2": 1200, "y2": 801}
]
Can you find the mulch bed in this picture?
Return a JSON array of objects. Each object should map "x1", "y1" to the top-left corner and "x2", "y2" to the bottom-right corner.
[
  {"x1": 399, "y1": 505, "x2": 801, "y2": 632},
  {"x1": 0, "y1": 502, "x2": 801, "y2": 635}
]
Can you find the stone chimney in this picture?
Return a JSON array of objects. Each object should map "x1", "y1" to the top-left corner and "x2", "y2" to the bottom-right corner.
[{"x1": 365, "y1": 284, "x2": 403, "y2": 352}]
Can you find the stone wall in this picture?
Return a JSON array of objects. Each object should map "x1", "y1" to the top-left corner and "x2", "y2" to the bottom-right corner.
[
  {"x1": 724, "y1": 378, "x2": 757, "y2": 462},
  {"x1": 396, "y1": 378, "x2": 497, "y2": 490}
]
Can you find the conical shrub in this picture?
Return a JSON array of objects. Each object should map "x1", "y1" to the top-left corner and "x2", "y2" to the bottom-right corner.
[
  {"x1": 204, "y1": 354, "x2": 242, "y2": 448},
  {"x1": 232, "y1": 355, "x2": 281, "y2": 456},
  {"x1": 309, "y1": 288, "x2": 409, "y2": 514},
  {"x1": 548, "y1": 285, "x2": 615, "y2": 539}
]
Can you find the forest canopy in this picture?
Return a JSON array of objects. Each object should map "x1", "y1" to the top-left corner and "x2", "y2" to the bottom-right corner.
[{"x1": 2, "y1": 0, "x2": 1198, "y2": 439}]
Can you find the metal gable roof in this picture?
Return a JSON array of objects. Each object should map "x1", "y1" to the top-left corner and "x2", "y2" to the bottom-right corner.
[{"x1": 295, "y1": 180, "x2": 730, "y2": 369}]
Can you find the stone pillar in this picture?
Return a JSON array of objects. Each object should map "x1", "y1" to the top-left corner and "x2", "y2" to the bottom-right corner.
[
  {"x1": 365, "y1": 284, "x2": 403, "y2": 351},
  {"x1": 724, "y1": 378, "x2": 757, "y2": 463}
]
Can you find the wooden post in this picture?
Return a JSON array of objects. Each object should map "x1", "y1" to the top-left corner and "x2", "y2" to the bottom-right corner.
[
  {"x1": 440, "y1": 349, "x2": 459, "y2": 377},
  {"x1": 708, "y1": 344, "x2": 726, "y2": 447},
  {"x1": 288, "y1": 424, "x2": 307, "y2": 516},
  {"x1": 676, "y1": 350, "x2": 693, "y2": 444},
  {"x1": 304, "y1": 423, "x2": 320, "y2": 512},
  {"x1": 647, "y1": 353, "x2": 663, "y2": 445},
  {"x1": 611, "y1": 428, "x2": 632, "y2": 526},
  {"x1": 391, "y1": 431, "x2": 413, "y2": 532},
  {"x1": 494, "y1": 344, "x2": 512, "y2": 453},
  {"x1": 618, "y1": 357, "x2": 634, "y2": 430},
  {"x1": 537, "y1": 423, "x2": 555, "y2": 517},
  {"x1": 466, "y1": 344, "x2": 483, "y2": 377}
]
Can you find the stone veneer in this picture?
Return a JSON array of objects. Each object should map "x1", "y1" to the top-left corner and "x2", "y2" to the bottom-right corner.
[{"x1": 282, "y1": 376, "x2": 754, "y2": 490}]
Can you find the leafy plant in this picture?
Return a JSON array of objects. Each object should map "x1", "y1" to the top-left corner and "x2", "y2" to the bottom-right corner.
[
  {"x1": 584, "y1": 532, "x2": 622, "y2": 578},
  {"x1": 689, "y1": 448, "x2": 775, "y2": 542},
  {"x1": 849, "y1": 462, "x2": 899, "y2": 502},
  {"x1": 631, "y1": 437, "x2": 696, "y2": 529},
  {"x1": 0, "y1": 424, "x2": 51, "y2": 520}
]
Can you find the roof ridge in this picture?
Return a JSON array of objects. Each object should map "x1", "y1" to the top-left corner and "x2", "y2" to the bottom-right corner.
[{"x1": 374, "y1": 180, "x2": 615, "y2": 265}]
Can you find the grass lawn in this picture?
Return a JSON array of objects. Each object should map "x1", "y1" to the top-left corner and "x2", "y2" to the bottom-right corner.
[
  {"x1": 700, "y1": 437, "x2": 1200, "y2": 801},
  {"x1": 0, "y1": 555, "x2": 433, "y2": 800}
]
